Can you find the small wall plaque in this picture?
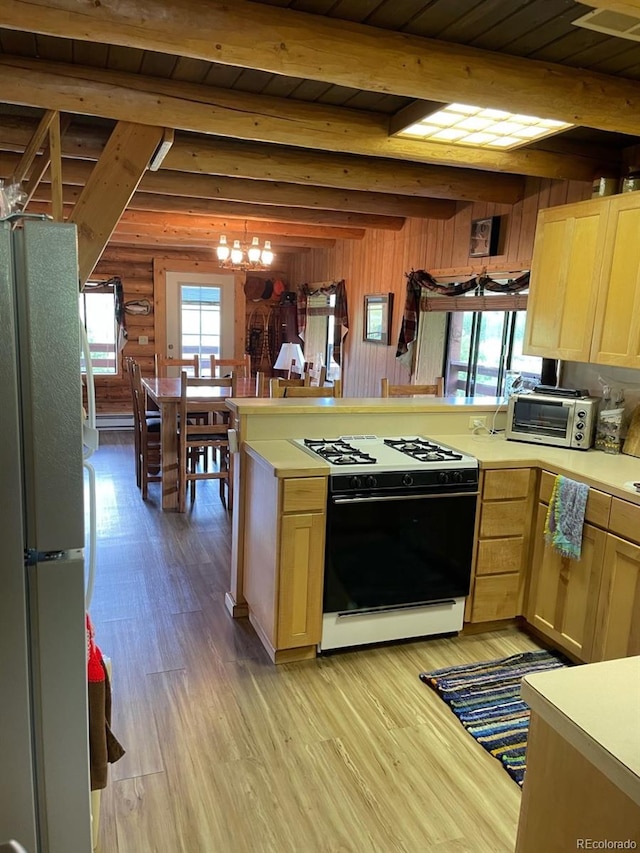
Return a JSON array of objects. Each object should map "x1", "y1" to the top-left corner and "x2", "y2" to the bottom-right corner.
[{"x1": 470, "y1": 216, "x2": 501, "y2": 258}]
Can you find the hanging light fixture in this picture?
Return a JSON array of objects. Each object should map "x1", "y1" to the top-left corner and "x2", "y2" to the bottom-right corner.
[{"x1": 216, "y1": 223, "x2": 274, "y2": 271}]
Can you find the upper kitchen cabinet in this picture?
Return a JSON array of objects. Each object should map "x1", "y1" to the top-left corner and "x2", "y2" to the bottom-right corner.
[
  {"x1": 590, "y1": 193, "x2": 640, "y2": 369},
  {"x1": 523, "y1": 199, "x2": 608, "y2": 362},
  {"x1": 524, "y1": 193, "x2": 640, "y2": 366}
]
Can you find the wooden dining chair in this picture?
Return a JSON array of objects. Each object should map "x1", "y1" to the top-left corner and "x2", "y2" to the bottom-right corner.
[
  {"x1": 306, "y1": 362, "x2": 327, "y2": 387},
  {"x1": 275, "y1": 380, "x2": 342, "y2": 398},
  {"x1": 155, "y1": 353, "x2": 200, "y2": 378},
  {"x1": 269, "y1": 376, "x2": 306, "y2": 397},
  {"x1": 209, "y1": 353, "x2": 251, "y2": 379},
  {"x1": 380, "y1": 377, "x2": 444, "y2": 397},
  {"x1": 130, "y1": 360, "x2": 162, "y2": 498},
  {"x1": 177, "y1": 372, "x2": 234, "y2": 512}
]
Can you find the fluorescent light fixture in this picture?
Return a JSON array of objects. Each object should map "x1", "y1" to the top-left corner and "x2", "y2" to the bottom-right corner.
[{"x1": 394, "y1": 103, "x2": 573, "y2": 150}]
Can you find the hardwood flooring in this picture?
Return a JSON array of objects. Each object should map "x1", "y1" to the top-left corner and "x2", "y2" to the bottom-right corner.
[{"x1": 91, "y1": 431, "x2": 541, "y2": 853}]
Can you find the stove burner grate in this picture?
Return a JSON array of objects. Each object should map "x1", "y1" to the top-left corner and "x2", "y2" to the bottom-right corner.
[
  {"x1": 304, "y1": 438, "x2": 376, "y2": 465},
  {"x1": 383, "y1": 437, "x2": 463, "y2": 462}
]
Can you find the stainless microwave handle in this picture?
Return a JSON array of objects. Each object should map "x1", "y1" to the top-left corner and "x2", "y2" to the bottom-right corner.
[{"x1": 332, "y1": 491, "x2": 478, "y2": 504}]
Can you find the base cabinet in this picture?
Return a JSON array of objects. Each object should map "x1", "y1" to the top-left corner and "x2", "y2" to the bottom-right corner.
[
  {"x1": 591, "y1": 534, "x2": 640, "y2": 661},
  {"x1": 468, "y1": 468, "x2": 536, "y2": 622},
  {"x1": 527, "y1": 505, "x2": 604, "y2": 661},
  {"x1": 526, "y1": 471, "x2": 640, "y2": 664},
  {"x1": 243, "y1": 453, "x2": 327, "y2": 663}
]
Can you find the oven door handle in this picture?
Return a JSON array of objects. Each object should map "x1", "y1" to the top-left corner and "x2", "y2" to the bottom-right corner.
[{"x1": 331, "y1": 491, "x2": 478, "y2": 504}]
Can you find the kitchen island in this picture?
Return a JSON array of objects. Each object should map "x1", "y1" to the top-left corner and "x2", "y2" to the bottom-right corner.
[{"x1": 225, "y1": 397, "x2": 640, "y2": 664}]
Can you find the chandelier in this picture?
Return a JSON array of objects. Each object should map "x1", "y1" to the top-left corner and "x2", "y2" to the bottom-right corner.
[{"x1": 216, "y1": 227, "x2": 274, "y2": 271}]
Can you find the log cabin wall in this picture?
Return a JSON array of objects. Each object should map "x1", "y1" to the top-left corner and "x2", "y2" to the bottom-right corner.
[
  {"x1": 91, "y1": 246, "x2": 238, "y2": 415},
  {"x1": 287, "y1": 177, "x2": 591, "y2": 397}
]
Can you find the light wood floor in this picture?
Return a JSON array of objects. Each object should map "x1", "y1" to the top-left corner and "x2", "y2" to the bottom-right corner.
[{"x1": 91, "y1": 431, "x2": 542, "y2": 853}]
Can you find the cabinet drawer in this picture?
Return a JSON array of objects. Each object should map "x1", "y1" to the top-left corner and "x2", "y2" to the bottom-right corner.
[
  {"x1": 476, "y1": 537, "x2": 525, "y2": 576},
  {"x1": 470, "y1": 574, "x2": 520, "y2": 622},
  {"x1": 483, "y1": 468, "x2": 532, "y2": 500},
  {"x1": 480, "y1": 500, "x2": 528, "y2": 538},
  {"x1": 539, "y1": 470, "x2": 611, "y2": 527},
  {"x1": 281, "y1": 477, "x2": 327, "y2": 514},
  {"x1": 609, "y1": 498, "x2": 640, "y2": 545}
]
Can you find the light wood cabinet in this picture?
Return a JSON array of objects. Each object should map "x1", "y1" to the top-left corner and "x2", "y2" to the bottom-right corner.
[
  {"x1": 527, "y1": 503, "x2": 605, "y2": 661},
  {"x1": 468, "y1": 468, "x2": 536, "y2": 622},
  {"x1": 526, "y1": 470, "x2": 640, "y2": 663},
  {"x1": 243, "y1": 453, "x2": 327, "y2": 663},
  {"x1": 591, "y1": 193, "x2": 640, "y2": 368},
  {"x1": 591, "y1": 534, "x2": 640, "y2": 661},
  {"x1": 523, "y1": 199, "x2": 608, "y2": 361},
  {"x1": 524, "y1": 192, "x2": 640, "y2": 367}
]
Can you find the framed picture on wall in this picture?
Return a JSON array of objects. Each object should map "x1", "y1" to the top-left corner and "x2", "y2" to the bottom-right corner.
[
  {"x1": 470, "y1": 216, "x2": 501, "y2": 257},
  {"x1": 363, "y1": 293, "x2": 393, "y2": 345}
]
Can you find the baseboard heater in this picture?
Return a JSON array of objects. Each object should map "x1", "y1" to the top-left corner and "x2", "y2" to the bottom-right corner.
[{"x1": 95, "y1": 414, "x2": 134, "y2": 430}]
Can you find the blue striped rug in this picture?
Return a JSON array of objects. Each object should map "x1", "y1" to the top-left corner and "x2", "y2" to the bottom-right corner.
[{"x1": 420, "y1": 649, "x2": 570, "y2": 786}]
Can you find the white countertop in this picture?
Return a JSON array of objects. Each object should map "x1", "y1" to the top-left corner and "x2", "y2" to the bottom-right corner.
[
  {"x1": 244, "y1": 432, "x2": 640, "y2": 505},
  {"x1": 521, "y1": 657, "x2": 640, "y2": 806}
]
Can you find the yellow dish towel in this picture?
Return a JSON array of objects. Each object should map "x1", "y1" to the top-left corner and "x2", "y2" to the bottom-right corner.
[{"x1": 544, "y1": 475, "x2": 589, "y2": 560}]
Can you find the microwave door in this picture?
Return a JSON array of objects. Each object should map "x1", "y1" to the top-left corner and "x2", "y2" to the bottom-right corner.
[{"x1": 513, "y1": 399, "x2": 573, "y2": 437}]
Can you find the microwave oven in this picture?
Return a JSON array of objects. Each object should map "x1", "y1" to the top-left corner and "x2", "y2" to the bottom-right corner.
[{"x1": 505, "y1": 391, "x2": 599, "y2": 450}]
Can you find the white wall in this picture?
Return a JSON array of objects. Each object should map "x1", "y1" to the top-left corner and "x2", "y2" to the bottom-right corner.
[{"x1": 562, "y1": 362, "x2": 640, "y2": 425}]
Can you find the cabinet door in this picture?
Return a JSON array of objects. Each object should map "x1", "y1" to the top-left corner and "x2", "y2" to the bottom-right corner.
[
  {"x1": 527, "y1": 503, "x2": 605, "y2": 661},
  {"x1": 591, "y1": 534, "x2": 640, "y2": 661},
  {"x1": 590, "y1": 193, "x2": 640, "y2": 368},
  {"x1": 277, "y1": 513, "x2": 325, "y2": 649},
  {"x1": 523, "y1": 200, "x2": 609, "y2": 361}
]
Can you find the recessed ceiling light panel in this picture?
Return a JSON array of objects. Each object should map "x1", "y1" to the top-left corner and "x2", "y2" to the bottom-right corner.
[{"x1": 394, "y1": 102, "x2": 573, "y2": 150}]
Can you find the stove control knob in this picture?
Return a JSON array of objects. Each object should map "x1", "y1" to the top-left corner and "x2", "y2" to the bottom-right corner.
[
  {"x1": 366, "y1": 475, "x2": 378, "y2": 489},
  {"x1": 402, "y1": 473, "x2": 414, "y2": 487},
  {"x1": 349, "y1": 476, "x2": 362, "y2": 490},
  {"x1": 575, "y1": 433, "x2": 584, "y2": 442},
  {"x1": 577, "y1": 409, "x2": 587, "y2": 419},
  {"x1": 452, "y1": 471, "x2": 464, "y2": 483},
  {"x1": 576, "y1": 421, "x2": 585, "y2": 430},
  {"x1": 438, "y1": 472, "x2": 450, "y2": 485}
]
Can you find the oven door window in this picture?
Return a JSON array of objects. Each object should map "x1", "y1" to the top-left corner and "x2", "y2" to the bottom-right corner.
[
  {"x1": 324, "y1": 493, "x2": 476, "y2": 613},
  {"x1": 512, "y1": 399, "x2": 570, "y2": 437}
]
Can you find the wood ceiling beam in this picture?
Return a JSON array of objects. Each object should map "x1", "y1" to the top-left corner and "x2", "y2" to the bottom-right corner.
[
  {"x1": 69, "y1": 121, "x2": 165, "y2": 284},
  {"x1": 0, "y1": 149, "x2": 459, "y2": 220},
  {"x1": 118, "y1": 194, "x2": 407, "y2": 231},
  {"x1": 0, "y1": 56, "x2": 606, "y2": 183},
  {"x1": 0, "y1": 0, "x2": 639, "y2": 135},
  {"x1": 0, "y1": 117, "x2": 524, "y2": 204}
]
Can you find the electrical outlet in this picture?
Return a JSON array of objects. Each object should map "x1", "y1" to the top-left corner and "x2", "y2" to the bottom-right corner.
[
  {"x1": 469, "y1": 416, "x2": 487, "y2": 430},
  {"x1": 138, "y1": 335, "x2": 149, "y2": 345}
]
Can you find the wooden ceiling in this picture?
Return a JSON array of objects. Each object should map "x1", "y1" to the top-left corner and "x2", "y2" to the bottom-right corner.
[{"x1": 0, "y1": 0, "x2": 639, "y2": 257}]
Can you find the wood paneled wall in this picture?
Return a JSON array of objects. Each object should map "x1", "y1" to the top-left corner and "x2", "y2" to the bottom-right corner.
[
  {"x1": 92, "y1": 246, "x2": 218, "y2": 414},
  {"x1": 287, "y1": 177, "x2": 591, "y2": 397}
]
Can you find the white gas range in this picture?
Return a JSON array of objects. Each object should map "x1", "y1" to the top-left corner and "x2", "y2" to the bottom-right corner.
[{"x1": 291, "y1": 435, "x2": 480, "y2": 652}]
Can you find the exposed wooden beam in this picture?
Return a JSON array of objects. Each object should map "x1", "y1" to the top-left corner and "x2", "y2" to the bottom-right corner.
[
  {"x1": 11, "y1": 108, "x2": 57, "y2": 184},
  {"x1": 21, "y1": 115, "x2": 71, "y2": 207},
  {"x1": 69, "y1": 121, "x2": 165, "y2": 284},
  {"x1": 0, "y1": 119, "x2": 527, "y2": 204},
  {"x1": 0, "y1": 149, "x2": 458, "y2": 220},
  {"x1": 1, "y1": 0, "x2": 639, "y2": 135},
  {"x1": 48, "y1": 111, "x2": 63, "y2": 221},
  {"x1": 0, "y1": 55, "x2": 606, "y2": 182},
  {"x1": 113, "y1": 209, "x2": 366, "y2": 241},
  {"x1": 120, "y1": 194, "x2": 407, "y2": 230}
]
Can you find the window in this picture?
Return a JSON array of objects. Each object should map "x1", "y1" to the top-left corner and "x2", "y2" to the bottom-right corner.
[
  {"x1": 79, "y1": 286, "x2": 117, "y2": 375},
  {"x1": 444, "y1": 309, "x2": 542, "y2": 397},
  {"x1": 180, "y1": 285, "x2": 221, "y2": 374}
]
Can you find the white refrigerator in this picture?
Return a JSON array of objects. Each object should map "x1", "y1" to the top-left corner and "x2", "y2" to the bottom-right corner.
[{"x1": 0, "y1": 218, "x2": 93, "y2": 852}]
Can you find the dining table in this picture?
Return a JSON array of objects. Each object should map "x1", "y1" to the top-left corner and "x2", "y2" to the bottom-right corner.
[{"x1": 141, "y1": 376, "x2": 259, "y2": 510}]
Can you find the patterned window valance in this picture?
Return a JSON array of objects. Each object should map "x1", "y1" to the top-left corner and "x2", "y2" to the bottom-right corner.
[{"x1": 396, "y1": 268, "x2": 530, "y2": 365}]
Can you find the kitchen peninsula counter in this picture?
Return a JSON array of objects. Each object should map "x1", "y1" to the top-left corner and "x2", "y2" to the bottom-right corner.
[{"x1": 515, "y1": 656, "x2": 640, "y2": 851}]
